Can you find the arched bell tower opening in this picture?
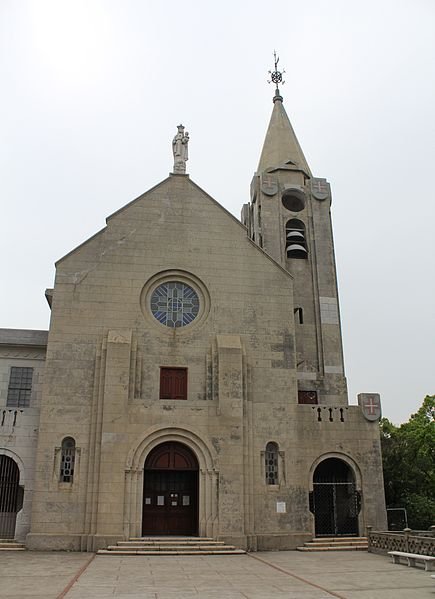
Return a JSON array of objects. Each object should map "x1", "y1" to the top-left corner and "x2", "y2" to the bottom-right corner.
[
  {"x1": 310, "y1": 457, "x2": 360, "y2": 537},
  {"x1": 142, "y1": 441, "x2": 199, "y2": 535}
]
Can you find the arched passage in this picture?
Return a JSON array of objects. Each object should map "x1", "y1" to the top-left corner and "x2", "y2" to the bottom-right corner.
[
  {"x1": 310, "y1": 457, "x2": 360, "y2": 537},
  {"x1": 0, "y1": 455, "x2": 21, "y2": 539},
  {"x1": 142, "y1": 441, "x2": 199, "y2": 535}
]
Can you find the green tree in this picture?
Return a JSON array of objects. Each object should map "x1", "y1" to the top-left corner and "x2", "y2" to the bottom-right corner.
[{"x1": 380, "y1": 395, "x2": 435, "y2": 530}]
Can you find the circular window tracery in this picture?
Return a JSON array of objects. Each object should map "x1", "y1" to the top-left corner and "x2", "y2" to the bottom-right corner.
[{"x1": 150, "y1": 281, "x2": 200, "y2": 328}]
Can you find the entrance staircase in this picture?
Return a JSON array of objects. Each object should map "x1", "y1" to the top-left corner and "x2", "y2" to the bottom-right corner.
[
  {"x1": 0, "y1": 540, "x2": 26, "y2": 551},
  {"x1": 297, "y1": 536, "x2": 368, "y2": 552},
  {"x1": 97, "y1": 536, "x2": 246, "y2": 556}
]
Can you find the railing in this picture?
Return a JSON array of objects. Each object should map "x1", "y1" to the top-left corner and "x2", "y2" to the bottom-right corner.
[{"x1": 367, "y1": 526, "x2": 435, "y2": 556}]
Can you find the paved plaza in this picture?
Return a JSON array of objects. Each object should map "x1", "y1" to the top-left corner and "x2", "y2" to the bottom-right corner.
[{"x1": 0, "y1": 550, "x2": 433, "y2": 599}]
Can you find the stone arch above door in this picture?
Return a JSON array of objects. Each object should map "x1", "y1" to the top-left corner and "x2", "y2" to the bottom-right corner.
[
  {"x1": 308, "y1": 453, "x2": 362, "y2": 537},
  {"x1": 308, "y1": 452, "x2": 362, "y2": 491},
  {"x1": 124, "y1": 427, "x2": 218, "y2": 539},
  {"x1": 127, "y1": 426, "x2": 216, "y2": 473},
  {"x1": 0, "y1": 449, "x2": 26, "y2": 487}
]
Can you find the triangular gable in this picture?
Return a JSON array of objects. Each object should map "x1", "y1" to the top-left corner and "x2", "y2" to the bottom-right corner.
[{"x1": 55, "y1": 174, "x2": 292, "y2": 280}]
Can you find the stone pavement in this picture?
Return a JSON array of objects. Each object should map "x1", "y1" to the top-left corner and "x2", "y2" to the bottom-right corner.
[{"x1": 0, "y1": 550, "x2": 433, "y2": 599}]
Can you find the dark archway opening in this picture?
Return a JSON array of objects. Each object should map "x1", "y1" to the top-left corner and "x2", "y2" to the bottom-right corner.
[
  {"x1": 310, "y1": 458, "x2": 360, "y2": 537},
  {"x1": 142, "y1": 442, "x2": 199, "y2": 535},
  {"x1": 0, "y1": 456, "x2": 20, "y2": 539}
]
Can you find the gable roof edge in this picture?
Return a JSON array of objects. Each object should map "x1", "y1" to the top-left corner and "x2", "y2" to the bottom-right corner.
[
  {"x1": 106, "y1": 176, "x2": 173, "y2": 221},
  {"x1": 55, "y1": 175, "x2": 293, "y2": 281}
]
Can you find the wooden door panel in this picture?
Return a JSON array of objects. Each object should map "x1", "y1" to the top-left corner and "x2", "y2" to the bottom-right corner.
[{"x1": 142, "y1": 470, "x2": 197, "y2": 535}]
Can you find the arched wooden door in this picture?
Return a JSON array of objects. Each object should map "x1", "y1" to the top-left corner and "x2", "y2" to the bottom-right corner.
[
  {"x1": 0, "y1": 456, "x2": 20, "y2": 539},
  {"x1": 311, "y1": 458, "x2": 360, "y2": 537},
  {"x1": 142, "y1": 442, "x2": 198, "y2": 535}
]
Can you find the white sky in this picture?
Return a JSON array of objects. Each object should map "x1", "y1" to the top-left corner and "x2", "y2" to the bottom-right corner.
[{"x1": 1, "y1": 0, "x2": 434, "y2": 424}]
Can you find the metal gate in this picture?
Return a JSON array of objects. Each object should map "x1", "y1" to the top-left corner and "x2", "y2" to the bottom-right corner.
[
  {"x1": 0, "y1": 456, "x2": 20, "y2": 539},
  {"x1": 311, "y1": 482, "x2": 360, "y2": 536}
]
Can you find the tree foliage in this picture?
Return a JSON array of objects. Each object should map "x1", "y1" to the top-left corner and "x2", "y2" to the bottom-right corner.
[{"x1": 380, "y1": 395, "x2": 435, "y2": 530}]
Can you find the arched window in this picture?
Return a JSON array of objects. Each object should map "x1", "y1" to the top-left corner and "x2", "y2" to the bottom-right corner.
[
  {"x1": 265, "y1": 442, "x2": 279, "y2": 485},
  {"x1": 60, "y1": 437, "x2": 75, "y2": 483},
  {"x1": 285, "y1": 219, "x2": 308, "y2": 259}
]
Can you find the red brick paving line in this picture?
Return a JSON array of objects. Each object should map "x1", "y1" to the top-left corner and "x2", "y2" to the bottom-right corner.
[
  {"x1": 248, "y1": 553, "x2": 348, "y2": 599},
  {"x1": 56, "y1": 553, "x2": 96, "y2": 599}
]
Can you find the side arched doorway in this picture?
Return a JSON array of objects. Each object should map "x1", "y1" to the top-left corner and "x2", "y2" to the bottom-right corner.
[
  {"x1": 0, "y1": 456, "x2": 21, "y2": 539},
  {"x1": 310, "y1": 458, "x2": 360, "y2": 537},
  {"x1": 142, "y1": 442, "x2": 198, "y2": 535}
]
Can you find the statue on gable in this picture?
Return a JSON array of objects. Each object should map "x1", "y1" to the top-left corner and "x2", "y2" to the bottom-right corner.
[{"x1": 172, "y1": 124, "x2": 189, "y2": 174}]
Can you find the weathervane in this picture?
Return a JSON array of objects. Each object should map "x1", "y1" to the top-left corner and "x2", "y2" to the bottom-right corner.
[{"x1": 268, "y1": 50, "x2": 285, "y2": 102}]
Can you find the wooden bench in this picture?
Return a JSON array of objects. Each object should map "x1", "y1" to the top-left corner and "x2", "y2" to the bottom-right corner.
[{"x1": 388, "y1": 551, "x2": 435, "y2": 571}]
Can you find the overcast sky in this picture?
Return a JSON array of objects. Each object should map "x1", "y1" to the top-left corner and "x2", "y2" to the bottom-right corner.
[{"x1": 1, "y1": 0, "x2": 434, "y2": 424}]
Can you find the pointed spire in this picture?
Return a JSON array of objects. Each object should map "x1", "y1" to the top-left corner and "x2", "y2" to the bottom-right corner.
[{"x1": 258, "y1": 53, "x2": 311, "y2": 176}]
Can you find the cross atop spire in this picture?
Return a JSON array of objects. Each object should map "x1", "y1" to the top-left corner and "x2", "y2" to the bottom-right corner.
[{"x1": 268, "y1": 51, "x2": 285, "y2": 103}]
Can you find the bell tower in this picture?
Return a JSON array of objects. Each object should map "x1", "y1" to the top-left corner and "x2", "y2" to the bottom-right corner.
[{"x1": 242, "y1": 54, "x2": 347, "y2": 405}]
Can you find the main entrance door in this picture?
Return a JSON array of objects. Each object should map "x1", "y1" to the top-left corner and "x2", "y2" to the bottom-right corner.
[
  {"x1": 0, "y1": 456, "x2": 20, "y2": 539},
  {"x1": 311, "y1": 458, "x2": 360, "y2": 537},
  {"x1": 142, "y1": 442, "x2": 198, "y2": 535}
]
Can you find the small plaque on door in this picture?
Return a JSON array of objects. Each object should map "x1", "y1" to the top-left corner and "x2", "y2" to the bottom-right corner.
[
  {"x1": 145, "y1": 497, "x2": 151, "y2": 505},
  {"x1": 182, "y1": 495, "x2": 190, "y2": 506},
  {"x1": 157, "y1": 495, "x2": 164, "y2": 506}
]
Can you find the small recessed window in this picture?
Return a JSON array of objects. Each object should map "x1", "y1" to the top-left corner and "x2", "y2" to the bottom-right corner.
[
  {"x1": 160, "y1": 367, "x2": 188, "y2": 400},
  {"x1": 7, "y1": 367, "x2": 33, "y2": 407},
  {"x1": 265, "y1": 442, "x2": 279, "y2": 485},
  {"x1": 298, "y1": 390, "x2": 318, "y2": 405},
  {"x1": 60, "y1": 437, "x2": 76, "y2": 483},
  {"x1": 294, "y1": 307, "x2": 304, "y2": 324}
]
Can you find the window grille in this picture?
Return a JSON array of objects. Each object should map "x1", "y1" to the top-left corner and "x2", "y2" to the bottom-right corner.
[
  {"x1": 60, "y1": 437, "x2": 76, "y2": 483},
  {"x1": 265, "y1": 442, "x2": 279, "y2": 485},
  {"x1": 7, "y1": 367, "x2": 33, "y2": 407}
]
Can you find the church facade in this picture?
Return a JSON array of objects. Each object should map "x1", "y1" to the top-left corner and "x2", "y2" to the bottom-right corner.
[{"x1": 0, "y1": 79, "x2": 387, "y2": 551}]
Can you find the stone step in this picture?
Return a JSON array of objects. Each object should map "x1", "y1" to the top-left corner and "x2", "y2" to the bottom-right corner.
[
  {"x1": 296, "y1": 536, "x2": 368, "y2": 552},
  {"x1": 0, "y1": 542, "x2": 26, "y2": 551},
  {"x1": 98, "y1": 536, "x2": 246, "y2": 556},
  {"x1": 117, "y1": 539, "x2": 226, "y2": 546},
  {"x1": 129, "y1": 535, "x2": 217, "y2": 543},
  {"x1": 297, "y1": 545, "x2": 368, "y2": 552},
  {"x1": 304, "y1": 541, "x2": 368, "y2": 547},
  {"x1": 97, "y1": 549, "x2": 246, "y2": 556},
  {"x1": 312, "y1": 537, "x2": 368, "y2": 543},
  {"x1": 106, "y1": 544, "x2": 238, "y2": 552}
]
